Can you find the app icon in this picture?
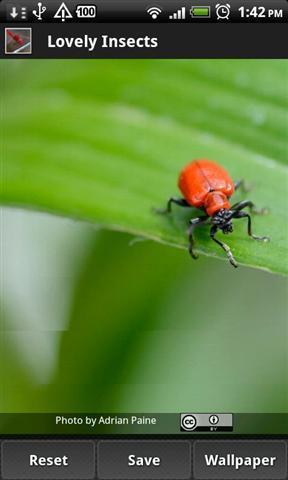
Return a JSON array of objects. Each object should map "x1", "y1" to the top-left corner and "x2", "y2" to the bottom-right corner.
[{"x1": 5, "y1": 28, "x2": 32, "y2": 54}]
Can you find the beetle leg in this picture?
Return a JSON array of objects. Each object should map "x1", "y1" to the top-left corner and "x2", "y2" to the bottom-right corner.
[
  {"x1": 210, "y1": 226, "x2": 238, "y2": 268},
  {"x1": 233, "y1": 211, "x2": 270, "y2": 242},
  {"x1": 188, "y1": 216, "x2": 209, "y2": 259},
  {"x1": 234, "y1": 179, "x2": 252, "y2": 193},
  {"x1": 231, "y1": 199, "x2": 269, "y2": 215},
  {"x1": 156, "y1": 197, "x2": 190, "y2": 214}
]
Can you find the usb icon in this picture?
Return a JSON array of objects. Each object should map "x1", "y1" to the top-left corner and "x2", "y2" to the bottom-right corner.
[{"x1": 32, "y1": 2, "x2": 47, "y2": 21}]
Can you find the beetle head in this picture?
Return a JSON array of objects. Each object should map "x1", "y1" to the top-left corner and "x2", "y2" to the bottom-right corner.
[{"x1": 212, "y1": 209, "x2": 233, "y2": 234}]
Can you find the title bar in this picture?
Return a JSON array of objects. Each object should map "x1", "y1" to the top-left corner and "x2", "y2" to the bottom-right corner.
[{"x1": 1, "y1": 23, "x2": 287, "y2": 58}]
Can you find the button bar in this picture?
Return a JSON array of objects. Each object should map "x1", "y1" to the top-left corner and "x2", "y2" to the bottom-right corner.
[{"x1": 1, "y1": 438, "x2": 287, "y2": 480}]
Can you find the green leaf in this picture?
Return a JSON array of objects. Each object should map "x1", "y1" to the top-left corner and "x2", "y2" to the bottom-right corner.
[
  {"x1": 40, "y1": 230, "x2": 189, "y2": 412},
  {"x1": 39, "y1": 231, "x2": 288, "y2": 413},
  {"x1": 0, "y1": 308, "x2": 36, "y2": 411},
  {"x1": 2, "y1": 60, "x2": 288, "y2": 275}
]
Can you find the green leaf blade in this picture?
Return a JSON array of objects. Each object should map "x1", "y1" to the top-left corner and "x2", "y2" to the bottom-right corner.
[{"x1": 2, "y1": 60, "x2": 288, "y2": 275}]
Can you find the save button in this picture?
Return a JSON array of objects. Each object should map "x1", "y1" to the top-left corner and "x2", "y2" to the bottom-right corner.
[{"x1": 98, "y1": 440, "x2": 191, "y2": 479}]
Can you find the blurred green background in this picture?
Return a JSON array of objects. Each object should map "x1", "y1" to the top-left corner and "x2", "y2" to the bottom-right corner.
[
  {"x1": 1, "y1": 211, "x2": 287, "y2": 413},
  {"x1": 0, "y1": 60, "x2": 287, "y2": 415}
]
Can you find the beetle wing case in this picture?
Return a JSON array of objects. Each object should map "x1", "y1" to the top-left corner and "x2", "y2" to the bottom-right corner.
[{"x1": 178, "y1": 159, "x2": 234, "y2": 208}]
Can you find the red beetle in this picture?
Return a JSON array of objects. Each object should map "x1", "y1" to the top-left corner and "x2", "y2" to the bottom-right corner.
[{"x1": 161, "y1": 159, "x2": 269, "y2": 268}]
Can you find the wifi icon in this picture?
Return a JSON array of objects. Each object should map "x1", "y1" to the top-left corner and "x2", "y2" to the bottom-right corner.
[{"x1": 147, "y1": 6, "x2": 162, "y2": 19}]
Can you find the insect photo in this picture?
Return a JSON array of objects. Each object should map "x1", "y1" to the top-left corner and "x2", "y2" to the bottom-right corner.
[{"x1": 160, "y1": 159, "x2": 269, "y2": 268}]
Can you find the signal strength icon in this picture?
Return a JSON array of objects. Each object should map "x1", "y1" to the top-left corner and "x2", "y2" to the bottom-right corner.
[
  {"x1": 169, "y1": 7, "x2": 186, "y2": 20},
  {"x1": 147, "y1": 6, "x2": 162, "y2": 19}
]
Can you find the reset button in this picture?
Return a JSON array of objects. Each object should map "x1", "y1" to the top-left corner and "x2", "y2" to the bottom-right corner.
[{"x1": 1, "y1": 441, "x2": 95, "y2": 479}]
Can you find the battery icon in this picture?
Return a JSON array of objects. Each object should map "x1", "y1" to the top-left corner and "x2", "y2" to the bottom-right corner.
[
  {"x1": 75, "y1": 5, "x2": 97, "y2": 18},
  {"x1": 190, "y1": 6, "x2": 211, "y2": 18}
]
